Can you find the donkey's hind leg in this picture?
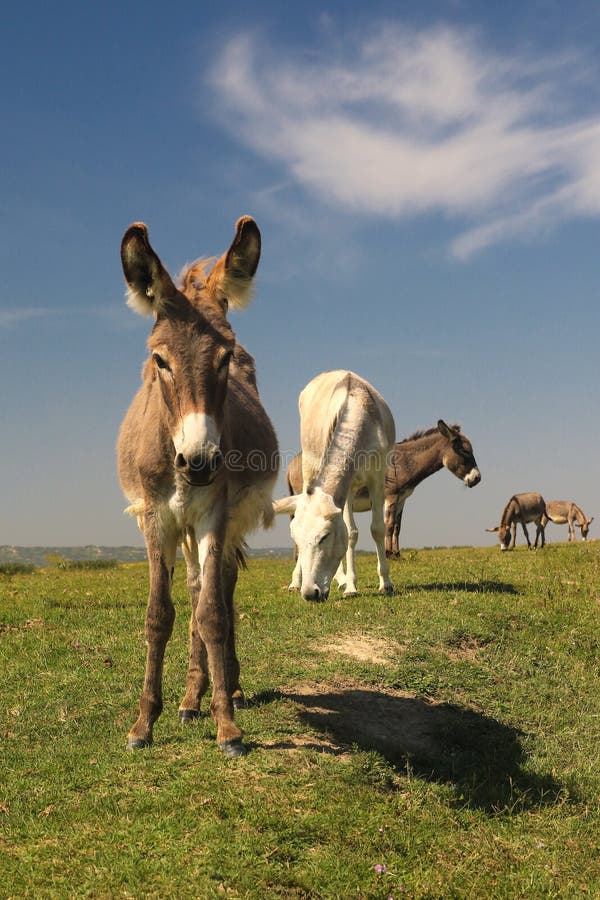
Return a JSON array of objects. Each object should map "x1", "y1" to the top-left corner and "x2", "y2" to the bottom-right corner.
[
  {"x1": 127, "y1": 514, "x2": 177, "y2": 750},
  {"x1": 179, "y1": 530, "x2": 210, "y2": 722},
  {"x1": 534, "y1": 520, "x2": 545, "y2": 549}
]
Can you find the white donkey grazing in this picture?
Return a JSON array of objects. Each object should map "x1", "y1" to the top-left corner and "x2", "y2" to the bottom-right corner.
[{"x1": 274, "y1": 370, "x2": 395, "y2": 601}]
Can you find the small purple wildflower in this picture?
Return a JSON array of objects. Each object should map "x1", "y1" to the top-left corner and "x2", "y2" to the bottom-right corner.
[{"x1": 373, "y1": 864, "x2": 387, "y2": 874}]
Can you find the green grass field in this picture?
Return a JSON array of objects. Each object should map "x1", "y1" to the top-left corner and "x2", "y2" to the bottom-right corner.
[{"x1": 1, "y1": 544, "x2": 599, "y2": 898}]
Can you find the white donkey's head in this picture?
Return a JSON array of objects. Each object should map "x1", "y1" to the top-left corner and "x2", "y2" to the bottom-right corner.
[{"x1": 275, "y1": 487, "x2": 348, "y2": 601}]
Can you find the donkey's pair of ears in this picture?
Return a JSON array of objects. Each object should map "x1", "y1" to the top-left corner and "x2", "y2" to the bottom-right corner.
[{"x1": 121, "y1": 216, "x2": 261, "y2": 317}]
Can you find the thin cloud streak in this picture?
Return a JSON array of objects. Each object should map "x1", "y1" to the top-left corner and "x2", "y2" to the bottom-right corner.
[
  {"x1": 0, "y1": 305, "x2": 136, "y2": 330},
  {"x1": 0, "y1": 307, "x2": 63, "y2": 329},
  {"x1": 209, "y1": 25, "x2": 600, "y2": 257}
]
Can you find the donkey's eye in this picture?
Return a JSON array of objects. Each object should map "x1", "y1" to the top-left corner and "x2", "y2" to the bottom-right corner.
[
  {"x1": 152, "y1": 352, "x2": 170, "y2": 371},
  {"x1": 318, "y1": 532, "x2": 329, "y2": 546},
  {"x1": 218, "y1": 350, "x2": 233, "y2": 372}
]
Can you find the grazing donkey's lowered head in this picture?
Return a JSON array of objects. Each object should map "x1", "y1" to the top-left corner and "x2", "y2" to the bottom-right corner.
[
  {"x1": 118, "y1": 217, "x2": 278, "y2": 758},
  {"x1": 282, "y1": 486, "x2": 349, "y2": 601}
]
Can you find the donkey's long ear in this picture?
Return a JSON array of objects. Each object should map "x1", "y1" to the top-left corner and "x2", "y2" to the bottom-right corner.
[
  {"x1": 273, "y1": 495, "x2": 298, "y2": 516},
  {"x1": 208, "y1": 216, "x2": 261, "y2": 311},
  {"x1": 485, "y1": 526, "x2": 500, "y2": 533},
  {"x1": 121, "y1": 223, "x2": 178, "y2": 317},
  {"x1": 437, "y1": 420, "x2": 455, "y2": 439}
]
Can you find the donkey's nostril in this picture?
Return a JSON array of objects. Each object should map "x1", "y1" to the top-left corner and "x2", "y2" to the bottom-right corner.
[
  {"x1": 190, "y1": 453, "x2": 205, "y2": 471},
  {"x1": 174, "y1": 446, "x2": 222, "y2": 484}
]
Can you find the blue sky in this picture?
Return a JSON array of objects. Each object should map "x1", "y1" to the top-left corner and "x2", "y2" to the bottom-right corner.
[{"x1": 2, "y1": 0, "x2": 599, "y2": 550}]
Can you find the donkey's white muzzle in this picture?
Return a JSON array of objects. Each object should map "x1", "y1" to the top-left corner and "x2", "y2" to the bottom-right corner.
[{"x1": 464, "y1": 468, "x2": 481, "y2": 487}]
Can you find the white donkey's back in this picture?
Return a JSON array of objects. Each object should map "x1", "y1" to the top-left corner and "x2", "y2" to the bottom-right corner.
[{"x1": 299, "y1": 370, "x2": 395, "y2": 495}]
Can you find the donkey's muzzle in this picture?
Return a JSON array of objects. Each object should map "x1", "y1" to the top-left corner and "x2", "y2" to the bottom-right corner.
[
  {"x1": 175, "y1": 447, "x2": 223, "y2": 486},
  {"x1": 464, "y1": 468, "x2": 481, "y2": 488},
  {"x1": 302, "y1": 585, "x2": 329, "y2": 602}
]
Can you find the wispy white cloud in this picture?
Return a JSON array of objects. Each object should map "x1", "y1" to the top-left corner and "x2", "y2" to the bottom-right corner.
[
  {"x1": 209, "y1": 25, "x2": 600, "y2": 258},
  {"x1": 0, "y1": 305, "x2": 138, "y2": 331},
  {"x1": 0, "y1": 307, "x2": 62, "y2": 329}
]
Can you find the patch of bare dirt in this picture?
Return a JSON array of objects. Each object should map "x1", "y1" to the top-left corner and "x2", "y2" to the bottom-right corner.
[
  {"x1": 316, "y1": 633, "x2": 404, "y2": 665},
  {"x1": 258, "y1": 735, "x2": 351, "y2": 757}
]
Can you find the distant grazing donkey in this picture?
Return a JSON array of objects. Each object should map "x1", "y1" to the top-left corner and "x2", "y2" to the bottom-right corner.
[
  {"x1": 542, "y1": 501, "x2": 593, "y2": 542},
  {"x1": 486, "y1": 492, "x2": 547, "y2": 551},
  {"x1": 274, "y1": 370, "x2": 395, "y2": 600},
  {"x1": 118, "y1": 217, "x2": 278, "y2": 757},
  {"x1": 286, "y1": 421, "x2": 480, "y2": 558}
]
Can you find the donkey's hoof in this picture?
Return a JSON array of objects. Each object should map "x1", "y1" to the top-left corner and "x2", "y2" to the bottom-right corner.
[
  {"x1": 379, "y1": 584, "x2": 395, "y2": 595},
  {"x1": 232, "y1": 695, "x2": 247, "y2": 711},
  {"x1": 179, "y1": 708, "x2": 200, "y2": 723},
  {"x1": 218, "y1": 738, "x2": 248, "y2": 758},
  {"x1": 343, "y1": 590, "x2": 358, "y2": 598},
  {"x1": 126, "y1": 737, "x2": 151, "y2": 751}
]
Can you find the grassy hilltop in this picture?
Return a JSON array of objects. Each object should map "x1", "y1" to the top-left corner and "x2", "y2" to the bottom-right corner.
[{"x1": 1, "y1": 544, "x2": 599, "y2": 898}]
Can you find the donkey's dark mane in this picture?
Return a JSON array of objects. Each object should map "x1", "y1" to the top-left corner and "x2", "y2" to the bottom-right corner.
[{"x1": 401, "y1": 424, "x2": 461, "y2": 445}]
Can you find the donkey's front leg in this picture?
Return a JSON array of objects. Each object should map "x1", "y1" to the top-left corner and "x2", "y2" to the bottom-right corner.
[
  {"x1": 222, "y1": 558, "x2": 245, "y2": 710},
  {"x1": 391, "y1": 501, "x2": 406, "y2": 558},
  {"x1": 288, "y1": 556, "x2": 302, "y2": 592},
  {"x1": 384, "y1": 496, "x2": 397, "y2": 558},
  {"x1": 342, "y1": 499, "x2": 359, "y2": 596},
  {"x1": 127, "y1": 518, "x2": 177, "y2": 750},
  {"x1": 178, "y1": 531, "x2": 209, "y2": 723},
  {"x1": 370, "y1": 483, "x2": 394, "y2": 594},
  {"x1": 520, "y1": 521, "x2": 533, "y2": 549},
  {"x1": 197, "y1": 532, "x2": 246, "y2": 757},
  {"x1": 333, "y1": 561, "x2": 347, "y2": 591}
]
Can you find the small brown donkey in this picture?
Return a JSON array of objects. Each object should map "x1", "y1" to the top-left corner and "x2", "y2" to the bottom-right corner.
[
  {"x1": 118, "y1": 217, "x2": 278, "y2": 757},
  {"x1": 286, "y1": 421, "x2": 480, "y2": 558},
  {"x1": 486, "y1": 492, "x2": 547, "y2": 550},
  {"x1": 542, "y1": 501, "x2": 593, "y2": 542}
]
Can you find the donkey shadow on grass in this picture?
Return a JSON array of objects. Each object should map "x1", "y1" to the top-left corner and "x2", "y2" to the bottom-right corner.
[{"x1": 250, "y1": 685, "x2": 567, "y2": 813}]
